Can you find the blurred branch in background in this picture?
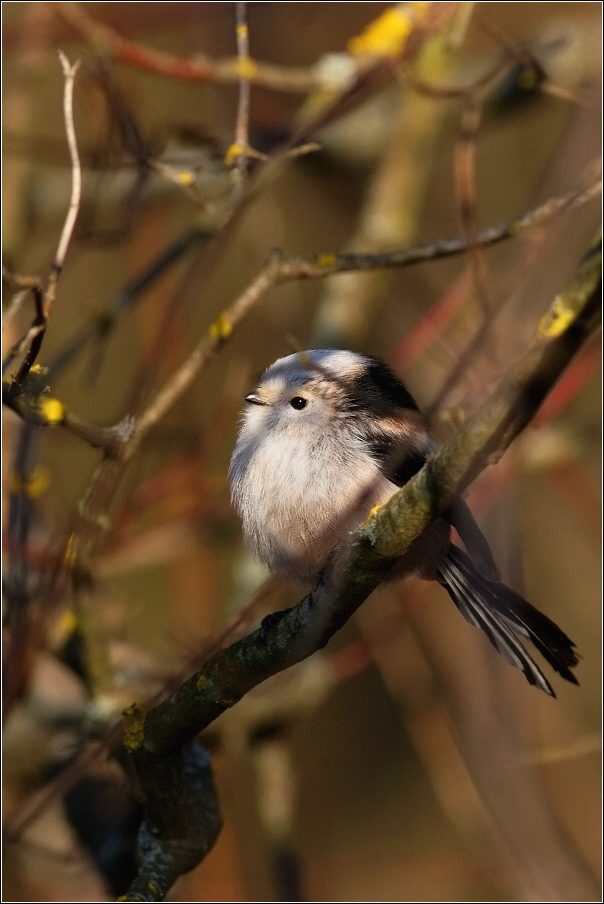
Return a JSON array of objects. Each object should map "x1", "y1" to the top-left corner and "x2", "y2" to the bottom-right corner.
[
  {"x1": 2, "y1": 3, "x2": 601, "y2": 902},
  {"x1": 7, "y1": 180, "x2": 599, "y2": 448},
  {"x1": 53, "y1": 0, "x2": 318, "y2": 94}
]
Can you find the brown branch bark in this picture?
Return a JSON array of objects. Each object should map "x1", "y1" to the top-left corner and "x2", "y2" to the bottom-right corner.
[{"x1": 119, "y1": 235, "x2": 601, "y2": 902}]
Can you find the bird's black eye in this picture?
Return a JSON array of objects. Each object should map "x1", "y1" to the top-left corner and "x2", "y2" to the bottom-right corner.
[{"x1": 289, "y1": 396, "x2": 307, "y2": 410}]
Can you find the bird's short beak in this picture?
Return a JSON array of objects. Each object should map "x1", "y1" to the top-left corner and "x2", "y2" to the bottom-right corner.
[{"x1": 245, "y1": 392, "x2": 267, "y2": 406}]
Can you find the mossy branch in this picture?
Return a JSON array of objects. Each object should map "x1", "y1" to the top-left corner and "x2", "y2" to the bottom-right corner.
[
  {"x1": 117, "y1": 740, "x2": 221, "y2": 903},
  {"x1": 120, "y1": 237, "x2": 601, "y2": 901}
]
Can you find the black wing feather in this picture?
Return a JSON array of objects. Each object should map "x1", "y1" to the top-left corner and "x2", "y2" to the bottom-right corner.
[{"x1": 342, "y1": 357, "x2": 580, "y2": 695}]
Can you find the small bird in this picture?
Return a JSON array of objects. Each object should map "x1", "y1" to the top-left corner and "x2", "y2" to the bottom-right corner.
[{"x1": 229, "y1": 349, "x2": 579, "y2": 696}]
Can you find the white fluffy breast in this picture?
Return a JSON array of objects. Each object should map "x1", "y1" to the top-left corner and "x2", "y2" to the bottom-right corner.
[{"x1": 229, "y1": 411, "x2": 397, "y2": 583}]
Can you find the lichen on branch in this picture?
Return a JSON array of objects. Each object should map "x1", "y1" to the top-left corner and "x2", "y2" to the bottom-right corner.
[{"x1": 120, "y1": 235, "x2": 601, "y2": 901}]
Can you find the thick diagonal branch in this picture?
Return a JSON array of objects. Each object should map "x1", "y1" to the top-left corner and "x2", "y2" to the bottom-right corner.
[{"x1": 121, "y1": 237, "x2": 601, "y2": 901}]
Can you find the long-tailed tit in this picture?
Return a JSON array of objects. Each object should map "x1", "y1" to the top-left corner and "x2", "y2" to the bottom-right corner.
[{"x1": 229, "y1": 349, "x2": 579, "y2": 696}]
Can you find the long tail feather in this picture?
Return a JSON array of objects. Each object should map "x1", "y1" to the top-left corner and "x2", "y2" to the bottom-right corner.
[
  {"x1": 444, "y1": 498, "x2": 501, "y2": 582},
  {"x1": 437, "y1": 545, "x2": 580, "y2": 696}
]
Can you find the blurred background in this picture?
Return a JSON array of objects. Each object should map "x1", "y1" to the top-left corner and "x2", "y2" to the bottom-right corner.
[{"x1": 2, "y1": 2, "x2": 601, "y2": 901}]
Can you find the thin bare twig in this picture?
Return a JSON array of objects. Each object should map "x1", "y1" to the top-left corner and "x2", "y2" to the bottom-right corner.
[
  {"x1": 3, "y1": 285, "x2": 45, "y2": 381},
  {"x1": 130, "y1": 254, "x2": 284, "y2": 448},
  {"x1": 147, "y1": 160, "x2": 208, "y2": 206},
  {"x1": 3, "y1": 52, "x2": 81, "y2": 394},
  {"x1": 476, "y1": 8, "x2": 597, "y2": 111},
  {"x1": 53, "y1": 1, "x2": 316, "y2": 94},
  {"x1": 425, "y1": 176, "x2": 601, "y2": 418},
  {"x1": 454, "y1": 95, "x2": 491, "y2": 313},
  {"x1": 52, "y1": 52, "x2": 81, "y2": 290},
  {"x1": 46, "y1": 227, "x2": 208, "y2": 378},
  {"x1": 540, "y1": 79, "x2": 589, "y2": 107},
  {"x1": 2, "y1": 290, "x2": 28, "y2": 332},
  {"x1": 2, "y1": 270, "x2": 42, "y2": 332},
  {"x1": 476, "y1": 9, "x2": 540, "y2": 67},
  {"x1": 408, "y1": 53, "x2": 513, "y2": 101},
  {"x1": 5, "y1": 390, "x2": 126, "y2": 454},
  {"x1": 279, "y1": 179, "x2": 600, "y2": 279},
  {"x1": 232, "y1": 2, "x2": 251, "y2": 180}
]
